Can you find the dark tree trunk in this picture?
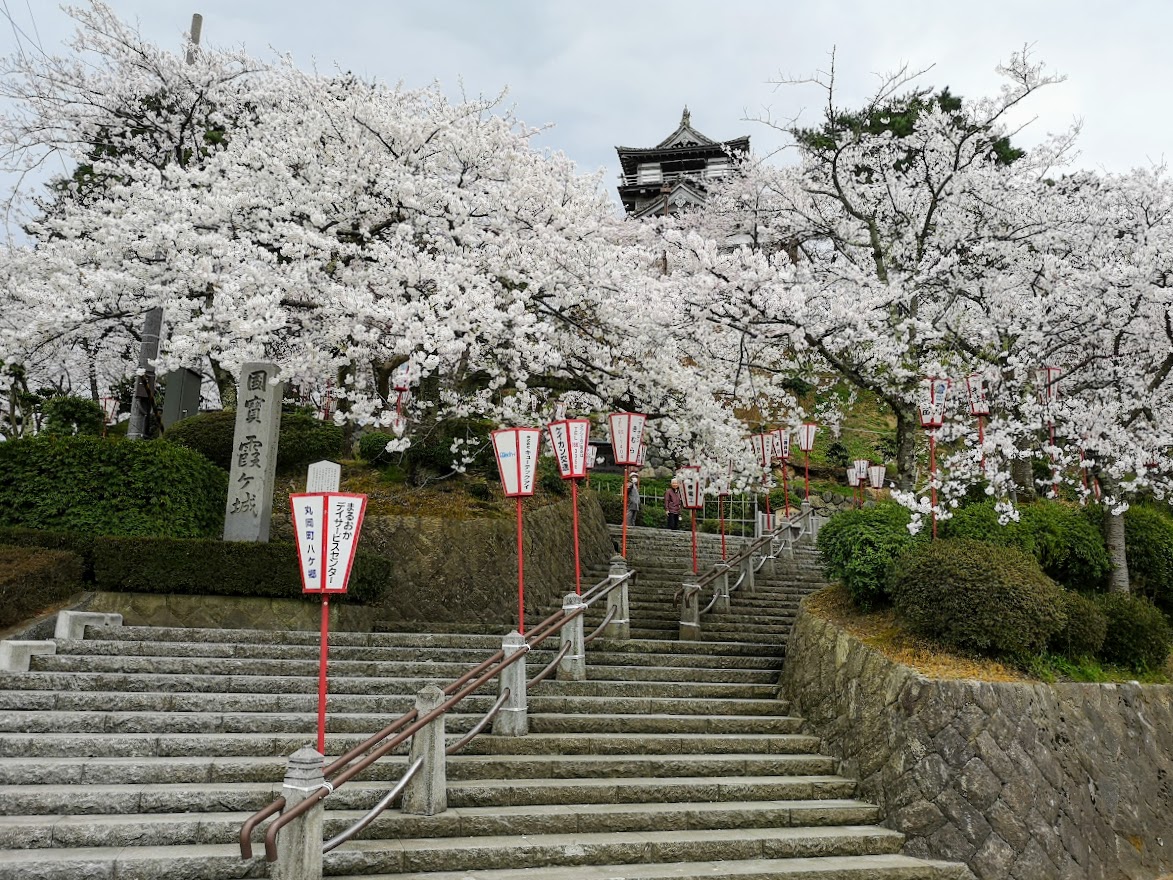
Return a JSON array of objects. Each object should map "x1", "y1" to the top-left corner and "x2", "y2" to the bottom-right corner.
[
  {"x1": 894, "y1": 407, "x2": 919, "y2": 491},
  {"x1": 1105, "y1": 505, "x2": 1130, "y2": 593}
]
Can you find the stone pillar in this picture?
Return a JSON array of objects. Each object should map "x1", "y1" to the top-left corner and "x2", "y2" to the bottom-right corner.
[
  {"x1": 744, "y1": 552, "x2": 756, "y2": 595},
  {"x1": 713, "y1": 563, "x2": 731, "y2": 614},
  {"x1": 558, "y1": 593, "x2": 586, "y2": 681},
  {"x1": 402, "y1": 685, "x2": 446, "y2": 815},
  {"x1": 224, "y1": 361, "x2": 283, "y2": 542},
  {"x1": 492, "y1": 631, "x2": 528, "y2": 736},
  {"x1": 272, "y1": 747, "x2": 324, "y2": 880},
  {"x1": 604, "y1": 555, "x2": 630, "y2": 640},
  {"x1": 679, "y1": 575, "x2": 700, "y2": 641}
]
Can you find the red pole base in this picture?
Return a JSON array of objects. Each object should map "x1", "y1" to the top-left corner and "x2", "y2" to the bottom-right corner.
[
  {"x1": 516, "y1": 498, "x2": 525, "y2": 634},
  {"x1": 572, "y1": 480, "x2": 581, "y2": 595},
  {"x1": 317, "y1": 597, "x2": 330, "y2": 755}
]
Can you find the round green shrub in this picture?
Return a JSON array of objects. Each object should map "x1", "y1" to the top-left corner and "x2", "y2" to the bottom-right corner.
[
  {"x1": 888, "y1": 539, "x2": 1067, "y2": 660},
  {"x1": 1124, "y1": 504, "x2": 1173, "y2": 615},
  {"x1": 401, "y1": 418, "x2": 496, "y2": 478},
  {"x1": 1094, "y1": 592, "x2": 1173, "y2": 673},
  {"x1": 942, "y1": 499, "x2": 1109, "y2": 591},
  {"x1": 358, "y1": 431, "x2": 396, "y2": 464},
  {"x1": 1047, "y1": 591, "x2": 1108, "y2": 660},
  {"x1": 816, "y1": 503, "x2": 923, "y2": 610},
  {"x1": 40, "y1": 396, "x2": 105, "y2": 437},
  {"x1": 165, "y1": 410, "x2": 343, "y2": 471},
  {"x1": 0, "y1": 435, "x2": 227, "y2": 538}
]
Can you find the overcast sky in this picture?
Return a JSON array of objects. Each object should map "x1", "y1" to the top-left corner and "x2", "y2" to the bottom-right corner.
[{"x1": 2, "y1": 0, "x2": 1170, "y2": 221}]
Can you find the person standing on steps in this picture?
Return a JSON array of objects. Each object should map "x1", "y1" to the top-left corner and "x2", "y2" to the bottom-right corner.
[
  {"x1": 626, "y1": 473, "x2": 641, "y2": 526},
  {"x1": 664, "y1": 478, "x2": 683, "y2": 530}
]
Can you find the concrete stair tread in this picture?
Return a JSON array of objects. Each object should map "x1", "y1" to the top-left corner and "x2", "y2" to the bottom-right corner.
[{"x1": 346, "y1": 854, "x2": 970, "y2": 880}]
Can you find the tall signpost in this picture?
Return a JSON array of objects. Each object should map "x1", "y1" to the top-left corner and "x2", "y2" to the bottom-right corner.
[
  {"x1": 1036, "y1": 366, "x2": 1061, "y2": 498},
  {"x1": 717, "y1": 463, "x2": 731, "y2": 561},
  {"x1": 547, "y1": 417, "x2": 591, "y2": 594},
  {"x1": 751, "y1": 432, "x2": 772, "y2": 531},
  {"x1": 853, "y1": 458, "x2": 870, "y2": 508},
  {"x1": 291, "y1": 491, "x2": 368, "y2": 754},
  {"x1": 609, "y1": 412, "x2": 647, "y2": 558},
  {"x1": 679, "y1": 466, "x2": 704, "y2": 575},
  {"x1": 798, "y1": 423, "x2": 818, "y2": 500},
  {"x1": 965, "y1": 373, "x2": 991, "y2": 473},
  {"x1": 920, "y1": 378, "x2": 950, "y2": 539},
  {"x1": 492, "y1": 427, "x2": 542, "y2": 633}
]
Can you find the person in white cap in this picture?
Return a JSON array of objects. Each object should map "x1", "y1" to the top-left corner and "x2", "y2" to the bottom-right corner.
[{"x1": 626, "y1": 473, "x2": 641, "y2": 525}]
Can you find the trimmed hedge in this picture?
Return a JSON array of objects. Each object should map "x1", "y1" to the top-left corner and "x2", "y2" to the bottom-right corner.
[
  {"x1": 1048, "y1": 591, "x2": 1108, "y2": 660},
  {"x1": 166, "y1": 409, "x2": 344, "y2": 471},
  {"x1": 40, "y1": 396, "x2": 105, "y2": 437},
  {"x1": 358, "y1": 431, "x2": 395, "y2": 464},
  {"x1": 0, "y1": 545, "x2": 84, "y2": 629},
  {"x1": 1094, "y1": 592, "x2": 1173, "y2": 673},
  {"x1": 401, "y1": 417, "x2": 497, "y2": 479},
  {"x1": 888, "y1": 539, "x2": 1067, "y2": 660},
  {"x1": 942, "y1": 499, "x2": 1110, "y2": 591},
  {"x1": 0, "y1": 527, "x2": 97, "y2": 579},
  {"x1": 1124, "y1": 504, "x2": 1173, "y2": 615},
  {"x1": 92, "y1": 537, "x2": 389, "y2": 604},
  {"x1": 817, "y1": 503, "x2": 922, "y2": 610},
  {"x1": 0, "y1": 436, "x2": 227, "y2": 538}
]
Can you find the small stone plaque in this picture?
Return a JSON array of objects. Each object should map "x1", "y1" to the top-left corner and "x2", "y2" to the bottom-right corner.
[{"x1": 306, "y1": 460, "x2": 341, "y2": 493}]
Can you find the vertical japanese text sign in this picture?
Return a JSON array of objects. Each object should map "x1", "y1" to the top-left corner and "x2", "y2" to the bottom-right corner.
[
  {"x1": 224, "y1": 362, "x2": 283, "y2": 542},
  {"x1": 491, "y1": 428, "x2": 542, "y2": 497},
  {"x1": 290, "y1": 492, "x2": 368, "y2": 594},
  {"x1": 547, "y1": 419, "x2": 590, "y2": 479},
  {"x1": 679, "y1": 466, "x2": 704, "y2": 509},
  {"x1": 608, "y1": 412, "x2": 647, "y2": 467}
]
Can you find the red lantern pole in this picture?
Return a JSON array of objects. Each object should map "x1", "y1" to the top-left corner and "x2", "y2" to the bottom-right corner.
[
  {"x1": 718, "y1": 494, "x2": 726, "y2": 561},
  {"x1": 690, "y1": 509, "x2": 698, "y2": 575},
  {"x1": 929, "y1": 432, "x2": 938, "y2": 540},
  {"x1": 782, "y1": 462, "x2": 791, "y2": 517},
  {"x1": 804, "y1": 451, "x2": 810, "y2": 499},
  {"x1": 1050, "y1": 424, "x2": 1059, "y2": 499},
  {"x1": 516, "y1": 496, "x2": 525, "y2": 634},
  {"x1": 317, "y1": 595, "x2": 329, "y2": 754},
  {"x1": 571, "y1": 479, "x2": 581, "y2": 595},
  {"x1": 977, "y1": 414, "x2": 986, "y2": 472},
  {"x1": 620, "y1": 465, "x2": 629, "y2": 558}
]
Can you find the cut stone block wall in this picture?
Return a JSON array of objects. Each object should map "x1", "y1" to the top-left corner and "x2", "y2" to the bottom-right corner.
[{"x1": 781, "y1": 598, "x2": 1173, "y2": 880}]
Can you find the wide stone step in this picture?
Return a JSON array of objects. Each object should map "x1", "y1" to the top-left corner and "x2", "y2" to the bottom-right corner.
[
  {"x1": 341, "y1": 854, "x2": 970, "y2": 880},
  {"x1": 0, "y1": 752, "x2": 838, "y2": 784},
  {"x1": 0, "y1": 774, "x2": 859, "y2": 812},
  {"x1": 456, "y1": 732, "x2": 821, "y2": 757},
  {"x1": 0, "y1": 799, "x2": 882, "y2": 849},
  {"x1": 318, "y1": 825, "x2": 908, "y2": 874}
]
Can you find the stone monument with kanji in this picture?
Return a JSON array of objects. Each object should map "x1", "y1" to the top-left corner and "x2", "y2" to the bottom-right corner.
[{"x1": 223, "y1": 362, "x2": 282, "y2": 542}]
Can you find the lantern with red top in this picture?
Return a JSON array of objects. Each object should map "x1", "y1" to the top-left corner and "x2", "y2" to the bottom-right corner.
[
  {"x1": 678, "y1": 465, "x2": 704, "y2": 574},
  {"x1": 290, "y1": 491, "x2": 369, "y2": 753},
  {"x1": 609, "y1": 412, "x2": 647, "y2": 558},
  {"x1": 797, "y1": 422, "x2": 818, "y2": 500},
  {"x1": 492, "y1": 426, "x2": 542, "y2": 633},
  {"x1": 965, "y1": 373, "x2": 991, "y2": 471},
  {"x1": 547, "y1": 417, "x2": 591, "y2": 595},
  {"x1": 919, "y1": 378, "x2": 950, "y2": 538}
]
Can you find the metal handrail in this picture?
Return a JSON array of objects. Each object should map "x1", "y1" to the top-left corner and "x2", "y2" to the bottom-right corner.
[
  {"x1": 445, "y1": 689, "x2": 511, "y2": 757},
  {"x1": 321, "y1": 757, "x2": 423, "y2": 854},
  {"x1": 584, "y1": 605, "x2": 618, "y2": 645},
  {"x1": 528, "y1": 641, "x2": 572, "y2": 688},
  {"x1": 239, "y1": 565, "x2": 636, "y2": 862}
]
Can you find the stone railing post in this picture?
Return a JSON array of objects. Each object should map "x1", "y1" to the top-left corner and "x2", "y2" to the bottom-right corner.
[
  {"x1": 558, "y1": 593, "x2": 586, "y2": 681},
  {"x1": 604, "y1": 554, "x2": 630, "y2": 640},
  {"x1": 492, "y1": 631, "x2": 528, "y2": 736},
  {"x1": 271, "y1": 747, "x2": 325, "y2": 880},
  {"x1": 713, "y1": 563, "x2": 731, "y2": 614},
  {"x1": 679, "y1": 575, "x2": 700, "y2": 641},
  {"x1": 743, "y1": 550, "x2": 757, "y2": 595},
  {"x1": 402, "y1": 684, "x2": 446, "y2": 816}
]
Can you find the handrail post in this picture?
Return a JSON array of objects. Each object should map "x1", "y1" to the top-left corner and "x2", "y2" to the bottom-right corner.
[
  {"x1": 271, "y1": 747, "x2": 324, "y2": 880},
  {"x1": 492, "y1": 631, "x2": 528, "y2": 736},
  {"x1": 557, "y1": 593, "x2": 586, "y2": 681},
  {"x1": 745, "y1": 551, "x2": 756, "y2": 594},
  {"x1": 713, "y1": 562, "x2": 731, "y2": 613},
  {"x1": 402, "y1": 685, "x2": 446, "y2": 816},
  {"x1": 803, "y1": 501, "x2": 820, "y2": 541},
  {"x1": 604, "y1": 555, "x2": 630, "y2": 640},
  {"x1": 679, "y1": 575, "x2": 700, "y2": 641}
]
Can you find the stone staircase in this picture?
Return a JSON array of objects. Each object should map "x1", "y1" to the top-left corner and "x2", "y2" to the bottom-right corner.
[{"x1": 0, "y1": 530, "x2": 967, "y2": 879}]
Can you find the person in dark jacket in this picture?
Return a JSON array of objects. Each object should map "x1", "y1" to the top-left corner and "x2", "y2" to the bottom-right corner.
[{"x1": 664, "y1": 478, "x2": 683, "y2": 530}]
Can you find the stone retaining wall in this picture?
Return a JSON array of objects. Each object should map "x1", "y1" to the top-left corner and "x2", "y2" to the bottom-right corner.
[
  {"x1": 781, "y1": 597, "x2": 1173, "y2": 880},
  {"x1": 85, "y1": 591, "x2": 372, "y2": 632}
]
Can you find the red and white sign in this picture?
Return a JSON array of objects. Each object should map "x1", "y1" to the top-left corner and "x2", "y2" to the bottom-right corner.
[
  {"x1": 867, "y1": 465, "x2": 887, "y2": 489},
  {"x1": 1036, "y1": 366, "x2": 1061, "y2": 405},
  {"x1": 291, "y1": 492, "x2": 368, "y2": 594},
  {"x1": 608, "y1": 412, "x2": 647, "y2": 466},
  {"x1": 679, "y1": 466, "x2": 704, "y2": 509},
  {"x1": 392, "y1": 362, "x2": 413, "y2": 393},
  {"x1": 750, "y1": 433, "x2": 769, "y2": 468},
  {"x1": 492, "y1": 427, "x2": 542, "y2": 497},
  {"x1": 547, "y1": 418, "x2": 591, "y2": 479},
  {"x1": 920, "y1": 377, "x2": 950, "y2": 429},
  {"x1": 772, "y1": 428, "x2": 791, "y2": 461},
  {"x1": 965, "y1": 374, "x2": 991, "y2": 417},
  {"x1": 798, "y1": 423, "x2": 818, "y2": 453},
  {"x1": 853, "y1": 458, "x2": 870, "y2": 482}
]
